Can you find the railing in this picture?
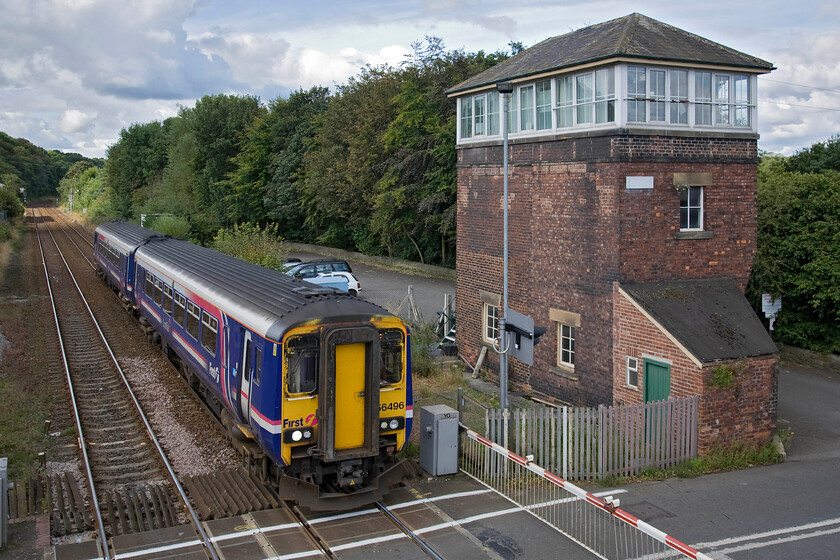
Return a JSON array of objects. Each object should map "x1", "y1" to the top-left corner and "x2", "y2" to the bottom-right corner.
[
  {"x1": 483, "y1": 396, "x2": 699, "y2": 480},
  {"x1": 460, "y1": 427, "x2": 712, "y2": 560}
]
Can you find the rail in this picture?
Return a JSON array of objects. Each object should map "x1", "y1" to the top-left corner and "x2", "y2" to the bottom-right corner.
[
  {"x1": 460, "y1": 426, "x2": 712, "y2": 560},
  {"x1": 34, "y1": 210, "x2": 220, "y2": 560}
]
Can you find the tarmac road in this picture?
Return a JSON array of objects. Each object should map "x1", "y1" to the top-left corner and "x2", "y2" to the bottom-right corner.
[
  {"x1": 611, "y1": 364, "x2": 840, "y2": 559},
  {"x1": 285, "y1": 249, "x2": 840, "y2": 558},
  {"x1": 286, "y1": 250, "x2": 456, "y2": 325}
]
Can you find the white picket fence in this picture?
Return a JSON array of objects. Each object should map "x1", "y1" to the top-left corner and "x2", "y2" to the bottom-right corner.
[{"x1": 484, "y1": 396, "x2": 699, "y2": 480}]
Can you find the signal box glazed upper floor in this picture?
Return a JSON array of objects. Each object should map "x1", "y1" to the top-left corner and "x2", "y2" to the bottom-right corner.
[{"x1": 448, "y1": 13, "x2": 773, "y2": 149}]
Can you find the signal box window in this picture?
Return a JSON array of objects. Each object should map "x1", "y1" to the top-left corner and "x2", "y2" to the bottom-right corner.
[
  {"x1": 380, "y1": 329, "x2": 404, "y2": 385},
  {"x1": 483, "y1": 303, "x2": 499, "y2": 345},
  {"x1": 286, "y1": 335, "x2": 319, "y2": 394},
  {"x1": 558, "y1": 324, "x2": 575, "y2": 368},
  {"x1": 680, "y1": 186, "x2": 703, "y2": 230},
  {"x1": 201, "y1": 313, "x2": 218, "y2": 355},
  {"x1": 186, "y1": 302, "x2": 200, "y2": 340},
  {"x1": 626, "y1": 357, "x2": 639, "y2": 388}
]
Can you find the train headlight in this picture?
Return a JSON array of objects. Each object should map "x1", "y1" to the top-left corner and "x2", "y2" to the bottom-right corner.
[
  {"x1": 283, "y1": 427, "x2": 315, "y2": 444},
  {"x1": 379, "y1": 417, "x2": 404, "y2": 432}
]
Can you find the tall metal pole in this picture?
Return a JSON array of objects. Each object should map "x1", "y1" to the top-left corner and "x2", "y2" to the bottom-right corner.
[{"x1": 499, "y1": 85, "x2": 511, "y2": 412}]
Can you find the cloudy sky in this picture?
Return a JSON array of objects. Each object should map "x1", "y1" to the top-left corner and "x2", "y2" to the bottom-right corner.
[{"x1": 1, "y1": 0, "x2": 839, "y2": 158}]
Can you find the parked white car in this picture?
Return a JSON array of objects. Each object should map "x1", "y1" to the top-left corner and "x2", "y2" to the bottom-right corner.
[{"x1": 317, "y1": 271, "x2": 361, "y2": 296}]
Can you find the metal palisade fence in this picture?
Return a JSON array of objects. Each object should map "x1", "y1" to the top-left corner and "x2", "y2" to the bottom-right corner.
[
  {"x1": 482, "y1": 396, "x2": 699, "y2": 480},
  {"x1": 459, "y1": 427, "x2": 712, "y2": 560}
]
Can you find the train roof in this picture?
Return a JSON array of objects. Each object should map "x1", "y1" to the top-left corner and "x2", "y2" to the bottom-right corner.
[
  {"x1": 96, "y1": 221, "x2": 396, "y2": 341},
  {"x1": 95, "y1": 220, "x2": 165, "y2": 253}
]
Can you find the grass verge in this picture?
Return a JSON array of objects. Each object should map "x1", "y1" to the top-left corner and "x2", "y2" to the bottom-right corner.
[{"x1": 598, "y1": 434, "x2": 788, "y2": 487}]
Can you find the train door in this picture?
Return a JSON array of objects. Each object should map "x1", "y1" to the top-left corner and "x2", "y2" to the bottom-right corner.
[
  {"x1": 239, "y1": 329, "x2": 253, "y2": 421},
  {"x1": 320, "y1": 326, "x2": 379, "y2": 460}
]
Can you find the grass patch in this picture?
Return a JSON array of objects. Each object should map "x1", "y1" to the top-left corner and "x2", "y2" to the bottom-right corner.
[
  {"x1": 0, "y1": 221, "x2": 53, "y2": 480},
  {"x1": 598, "y1": 438, "x2": 785, "y2": 486}
]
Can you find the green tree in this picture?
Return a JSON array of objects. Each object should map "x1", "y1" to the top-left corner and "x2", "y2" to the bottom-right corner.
[
  {"x1": 226, "y1": 87, "x2": 329, "y2": 236},
  {"x1": 748, "y1": 156, "x2": 840, "y2": 353},
  {"x1": 372, "y1": 38, "x2": 507, "y2": 264},
  {"x1": 786, "y1": 134, "x2": 840, "y2": 174},
  {"x1": 104, "y1": 120, "x2": 172, "y2": 219},
  {"x1": 180, "y1": 94, "x2": 264, "y2": 230},
  {"x1": 301, "y1": 66, "x2": 402, "y2": 250},
  {"x1": 0, "y1": 181, "x2": 26, "y2": 218},
  {"x1": 211, "y1": 222, "x2": 287, "y2": 270}
]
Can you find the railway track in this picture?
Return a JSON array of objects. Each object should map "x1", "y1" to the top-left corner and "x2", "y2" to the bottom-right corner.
[
  {"x1": 33, "y1": 208, "x2": 219, "y2": 559},
  {"x1": 31, "y1": 208, "x2": 447, "y2": 559}
]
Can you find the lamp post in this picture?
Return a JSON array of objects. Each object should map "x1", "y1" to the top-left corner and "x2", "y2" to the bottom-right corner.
[{"x1": 496, "y1": 81, "x2": 513, "y2": 411}]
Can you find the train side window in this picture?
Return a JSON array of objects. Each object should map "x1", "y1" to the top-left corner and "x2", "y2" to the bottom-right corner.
[
  {"x1": 286, "y1": 335, "x2": 319, "y2": 395},
  {"x1": 186, "y1": 302, "x2": 200, "y2": 340},
  {"x1": 144, "y1": 271, "x2": 154, "y2": 298},
  {"x1": 201, "y1": 313, "x2": 218, "y2": 355},
  {"x1": 154, "y1": 279, "x2": 163, "y2": 306},
  {"x1": 379, "y1": 329, "x2": 404, "y2": 385},
  {"x1": 173, "y1": 293, "x2": 186, "y2": 327},
  {"x1": 163, "y1": 284, "x2": 173, "y2": 315},
  {"x1": 254, "y1": 346, "x2": 263, "y2": 386}
]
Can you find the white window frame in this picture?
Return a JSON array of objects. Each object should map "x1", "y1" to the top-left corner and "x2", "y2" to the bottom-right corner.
[
  {"x1": 669, "y1": 69, "x2": 688, "y2": 124},
  {"x1": 680, "y1": 185, "x2": 704, "y2": 231},
  {"x1": 535, "y1": 80, "x2": 553, "y2": 130},
  {"x1": 626, "y1": 356, "x2": 639, "y2": 388},
  {"x1": 557, "y1": 323, "x2": 575, "y2": 369},
  {"x1": 482, "y1": 303, "x2": 500, "y2": 344},
  {"x1": 519, "y1": 84, "x2": 535, "y2": 131}
]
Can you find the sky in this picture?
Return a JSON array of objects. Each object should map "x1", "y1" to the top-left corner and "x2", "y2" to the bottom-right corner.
[{"x1": 1, "y1": 0, "x2": 839, "y2": 159}]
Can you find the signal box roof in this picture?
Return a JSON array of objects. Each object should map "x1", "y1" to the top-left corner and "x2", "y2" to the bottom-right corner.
[{"x1": 448, "y1": 13, "x2": 774, "y2": 95}]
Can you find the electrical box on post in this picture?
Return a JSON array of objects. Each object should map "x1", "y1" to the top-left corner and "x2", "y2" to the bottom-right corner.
[{"x1": 419, "y1": 405, "x2": 459, "y2": 476}]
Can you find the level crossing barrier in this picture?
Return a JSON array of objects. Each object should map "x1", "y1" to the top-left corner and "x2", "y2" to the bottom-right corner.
[{"x1": 459, "y1": 427, "x2": 712, "y2": 560}]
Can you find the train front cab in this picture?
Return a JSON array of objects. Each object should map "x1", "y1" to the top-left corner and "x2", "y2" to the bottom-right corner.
[{"x1": 276, "y1": 317, "x2": 413, "y2": 510}]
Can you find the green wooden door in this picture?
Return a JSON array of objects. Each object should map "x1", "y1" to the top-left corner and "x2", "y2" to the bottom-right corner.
[{"x1": 643, "y1": 360, "x2": 671, "y2": 403}]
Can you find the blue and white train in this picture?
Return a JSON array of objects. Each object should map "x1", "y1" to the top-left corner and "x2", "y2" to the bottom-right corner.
[{"x1": 93, "y1": 220, "x2": 413, "y2": 510}]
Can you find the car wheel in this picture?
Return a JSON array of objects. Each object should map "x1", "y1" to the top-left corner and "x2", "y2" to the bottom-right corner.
[{"x1": 349, "y1": 289, "x2": 357, "y2": 296}]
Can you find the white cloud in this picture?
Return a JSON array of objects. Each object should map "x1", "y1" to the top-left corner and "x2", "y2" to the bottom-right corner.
[
  {"x1": 59, "y1": 109, "x2": 96, "y2": 134},
  {"x1": 757, "y1": 30, "x2": 840, "y2": 153}
]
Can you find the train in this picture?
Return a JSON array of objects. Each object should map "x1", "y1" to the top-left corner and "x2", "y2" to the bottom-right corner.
[{"x1": 93, "y1": 220, "x2": 414, "y2": 510}]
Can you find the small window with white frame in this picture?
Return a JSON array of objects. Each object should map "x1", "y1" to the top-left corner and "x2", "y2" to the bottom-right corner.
[
  {"x1": 483, "y1": 303, "x2": 499, "y2": 344},
  {"x1": 680, "y1": 185, "x2": 704, "y2": 230},
  {"x1": 558, "y1": 324, "x2": 575, "y2": 368},
  {"x1": 550, "y1": 308, "x2": 580, "y2": 371},
  {"x1": 626, "y1": 356, "x2": 639, "y2": 388}
]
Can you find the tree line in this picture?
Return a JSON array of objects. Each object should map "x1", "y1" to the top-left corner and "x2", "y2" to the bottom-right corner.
[
  {"x1": 747, "y1": 135, "x2": 840, "y2": 354},
  {"x1": 2, "y1": 37, "x2": 837, "y2": 354},
  {"x1": 64, "y1": 38, "x2": 508, "y2": 267}
]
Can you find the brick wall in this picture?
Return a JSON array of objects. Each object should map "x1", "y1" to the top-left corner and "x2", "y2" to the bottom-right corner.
[
  {"x1": 457, "y1": 132, "x2": 759, "y2": 405},
  {"x1": 613, "y1": 284, "x2": 778, "y2": 452}
]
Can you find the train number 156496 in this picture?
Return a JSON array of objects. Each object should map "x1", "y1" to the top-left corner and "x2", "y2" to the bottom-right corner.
[{"x1": 380, "y1": 402, "x2": 405, "y2": 412}]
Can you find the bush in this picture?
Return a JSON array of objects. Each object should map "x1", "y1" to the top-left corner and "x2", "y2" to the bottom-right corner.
[
  {"x1": 211, "y1": 222, "x2": 287, "y2": 270},
  {"x1": 0, "y1": 222, "x2": 11, "y2": 242},
  {"x1": 0, "y1": 186, "x2": 25, "y2": 219},
  {"x1": 148, "y1": 215, "x2": 191, "y2": 239}
]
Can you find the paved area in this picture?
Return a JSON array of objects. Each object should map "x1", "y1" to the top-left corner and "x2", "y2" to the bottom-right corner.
[
  {"x1": 47, "y1": 476, "x2": 604, "y2": 559},
  {"x1": 614, "y1": 364, "x2": 840, "y2": 559},
  {"x1": 286, "y1": 250, "x2": 455, "y2": 324}
]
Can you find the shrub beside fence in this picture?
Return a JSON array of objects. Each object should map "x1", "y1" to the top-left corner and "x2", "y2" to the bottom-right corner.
[{"x1": 475, "y1": 396, "x2": 698, "y2": 481}]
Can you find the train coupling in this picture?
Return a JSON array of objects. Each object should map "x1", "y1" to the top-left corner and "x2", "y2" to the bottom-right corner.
[{"x1": 277, "y1": 459, "x2": 416, "y2": 511}]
